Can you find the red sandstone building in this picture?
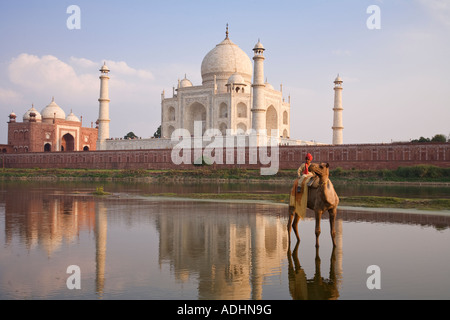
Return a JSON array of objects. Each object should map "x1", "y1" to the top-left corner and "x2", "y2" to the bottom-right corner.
[{"x1": 4, "y1": 98, "x2": 98, "y2": 153}]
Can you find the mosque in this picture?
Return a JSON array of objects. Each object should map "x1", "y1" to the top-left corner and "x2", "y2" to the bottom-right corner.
[
  {"x1": 3, "y1": 26, "x2": 344, "y2": 154},
  {"x1": 5, "y1": 98, "x2": 98, "y2": 153}
]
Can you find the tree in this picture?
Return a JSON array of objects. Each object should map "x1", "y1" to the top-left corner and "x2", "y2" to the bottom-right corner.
[
  {"x1": 411, "y1": 136, "x2": 430, "y2": 143},
  {"x1": 431, "y1": 134, "x2": 447, "y2": 143},
  {"x1": 124, "y1": 132, "x2": 138, "y2": 140},
  {"x1": 411, "y1": 134, "x2": 448, "y2": 143},
  {"x1": 153, "y1": 125, "x2": 161, "y2": 138}
]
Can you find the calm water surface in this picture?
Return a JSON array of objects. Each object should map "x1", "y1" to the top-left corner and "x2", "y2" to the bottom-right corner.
[{"x1": 1, "y1": 181, "x2": 449, "y2": 300}]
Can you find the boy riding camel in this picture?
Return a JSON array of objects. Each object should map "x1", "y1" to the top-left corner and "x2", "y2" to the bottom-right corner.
[{"x1": 290, "y1": 153, "x2": 317, "y2": 220}]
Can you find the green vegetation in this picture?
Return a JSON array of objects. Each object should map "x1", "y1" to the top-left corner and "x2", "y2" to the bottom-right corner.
[
  {"x1": 92, "y1": 186, "x2": 111, "y2": 196},
  {"x1": 330, "y1": 165, "x2": 450, "y2": 183},
  {"x1": 411, "y1": 134, "x2": 449, "y2": 143},
  {"x1": 0, "y1": 165, "x2": 449, "y2": 183},
  {"x1": 339, "y1": 196, "x2": 450, "y2": 211},
  {"x1": 0, "y1": 166, "x2": 448, "y2": 211},
  {"x1": 153, "y1": 125, "x2": 161, "y2": 138},
  {"x1": 124, "y1": 132, "x2": 138, "y2": 140}
]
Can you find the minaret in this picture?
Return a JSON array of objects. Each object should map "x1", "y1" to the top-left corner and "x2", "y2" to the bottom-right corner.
[
  {"x1": 332, "y1": 75, "x2": 344, "y2": 145},
  {"x1": 97, "y1": 62, "x2": 110, "y2": 150},
  {"x1": 251, "y1": 40, "x2": 266, "y2": 136}
]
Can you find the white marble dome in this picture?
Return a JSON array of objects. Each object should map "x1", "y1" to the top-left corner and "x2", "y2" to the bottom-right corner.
[
  {"x1": 180, "y1": 77, "x2": 193, "y2": 88},
  {"x1": 23, "y1": 105, "x2": 42, "y2": 122},
  {"x1": 66, "y1": 111, "x2": 80, "y2": 122},
  {"x1": 201, "y1": 37, "x2": 253, "y2": 87},
  {"x1": 227, "y1": 72, "x2": 245, "y2": 85},
  {"x1": 41, "y1": 98, "x2": 66, "y2": 121}
]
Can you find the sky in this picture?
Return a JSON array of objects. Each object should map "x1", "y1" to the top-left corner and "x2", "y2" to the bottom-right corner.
[{"x1": 0, "y1": 0, "x2": 449, "y2": 145}]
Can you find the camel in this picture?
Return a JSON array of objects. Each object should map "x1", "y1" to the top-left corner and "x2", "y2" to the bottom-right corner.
[{"x1": 287, "y1": 162, "x2": 339, "y2": 248}]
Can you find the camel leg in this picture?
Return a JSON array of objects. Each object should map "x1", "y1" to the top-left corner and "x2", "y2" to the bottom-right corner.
[
  {"x1": 287, "y1": 209, "x2": 294, "y2": 243},
  {"x1": 315, "y1": 210, "x2": 323, "y2": 248},
  {"x1": 328, "y1": 208, "x2": 337, "y2": 248},
  {"x1": 292, "y1": 214, "x2": 300, "y2": 243}
]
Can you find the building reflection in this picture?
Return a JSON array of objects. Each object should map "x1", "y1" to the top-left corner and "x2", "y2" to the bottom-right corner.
[
  {"x1": 4, "y1": 189, "x2": 96, "y2": 256},
  {"x1": 156, "y1": 206, "x2": 281, "y2": 299},
  {"x1": 2, "y1": 183, "x2": 449, "y2": 300},
  {"x1": 1, "y1": 185, "x2": 108, "y2": 298},
  {"x1": 156, "y1": 204, "x2": 314, "y2": 299}
]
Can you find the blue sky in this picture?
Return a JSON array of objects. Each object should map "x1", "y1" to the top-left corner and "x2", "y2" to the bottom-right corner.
[{"x1": 0, "y1": 0, "x2": 449, "y2": 144}]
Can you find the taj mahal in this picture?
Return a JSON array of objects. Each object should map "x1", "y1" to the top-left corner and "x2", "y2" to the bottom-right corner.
[
  {"x1": 100, "y1": 26, "x2": 343, "y2": 151},
  {"x1": 3, "y1": 26, "x2": 344, "y2": 154},
  {"x1": 161, "y1": 27, "x2": 290, "y2": 140}
]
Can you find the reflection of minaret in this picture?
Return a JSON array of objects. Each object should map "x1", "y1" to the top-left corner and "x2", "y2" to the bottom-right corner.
[
  {"x1": 95, "y1": 202, "x2": 107, "y2": 297},
  {"x1": 335, "y1": 219, "x2": 343, "y2": 286},
  {"x1": 251, "y1": 216, "x2": 265, "y2": 300}
]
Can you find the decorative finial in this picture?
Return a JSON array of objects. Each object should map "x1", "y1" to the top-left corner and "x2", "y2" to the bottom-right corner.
[
  {"x1": 52, "y1": 96, "x2": 55, "y2": 102},
  {"x1": 225, "y1": 23, "x2": 229, "y2": 39}
]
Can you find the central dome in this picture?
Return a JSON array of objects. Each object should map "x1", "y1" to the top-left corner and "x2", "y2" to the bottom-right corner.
[
  {"x1": 41, "y1": 98, "x2": 66, "y2": 122},
  {"x1": 201, "y1": 37, "x2": 253, "y2": 89}
]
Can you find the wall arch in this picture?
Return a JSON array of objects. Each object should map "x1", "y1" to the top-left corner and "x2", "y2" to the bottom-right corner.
[
  {"x1": 266, "y1": 105, "x2": 278, "y2": 136},
  {"x1": 237, "y1": 102, "x2": 247, "y2": 118},
  {"x1": 219, "y1": 103, "x2": 228, "y2": 118},
  {"x1": 186, "y1": 102, "x2": 207, "y2": 135},
  {"x1": 236, "y1": 122, "x2": 247, "y2": 135}
]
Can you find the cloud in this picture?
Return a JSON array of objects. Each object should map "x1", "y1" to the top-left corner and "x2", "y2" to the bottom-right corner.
[
  {"x1": 8, "y1": 53, "x2": 97, "y2": 99},
  {"x1": 417, "y1": 0, "x2": 450, "y2": 27},
  {"x1": 105, "y1": 60, "x2": 154, "y2": 80},
  {"x1": 3, "y1": 53, "x2": 159, "y2": 138},
  {"x1": 0, "y1": 87, "x2": 22, "y2": 105}
]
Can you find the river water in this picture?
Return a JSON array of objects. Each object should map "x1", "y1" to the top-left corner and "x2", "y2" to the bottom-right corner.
[{"x1": 0, "y1": 181, "x2": 449, "y2": 300}]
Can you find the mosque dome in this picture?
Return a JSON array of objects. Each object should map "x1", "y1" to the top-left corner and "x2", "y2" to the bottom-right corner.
[
  {"x1": 179, "y1": 77, "x2": 193, "y2": 88},
  {"x1": 66, "y1": 110, "x2": 81, "y2": 122},
  {"x1": 41, "y1": 98, "x2": 66, "y2": 121},
  {"x1": 201, "y1": 35, "x2": 253, "y2": 87},
  {"x1": 23, "y1": 105, "x2": 42, "y2": 122}
]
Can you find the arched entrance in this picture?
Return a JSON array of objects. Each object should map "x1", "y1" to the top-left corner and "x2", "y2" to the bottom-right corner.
[
  {"x1": 186, "y1": 102, "x2": 207, "y2": 136},
  {"x1": 44, "y1": 143, "x2": 51, "y2": 152},
  {"x1": 266, "y1": 105, "x2": 278, "y2": 136},
  {"x1": 61, "y1": 134, "x2": 75, "y2": 152}
]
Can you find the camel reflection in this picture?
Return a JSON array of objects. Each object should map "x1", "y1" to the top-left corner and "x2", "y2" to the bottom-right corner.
[{"x1": 287, "y1": 241, "x2": 341, "y2": 300}]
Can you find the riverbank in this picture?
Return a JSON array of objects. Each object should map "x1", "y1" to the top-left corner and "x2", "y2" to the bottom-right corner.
[
  {"x1": 0, "y1": 166, "x2": 449, "y2": 185},
  {"x1": 135, "y1": 192, "x2": 450, "y2": 212}
]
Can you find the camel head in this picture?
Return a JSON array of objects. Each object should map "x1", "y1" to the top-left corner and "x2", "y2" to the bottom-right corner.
[{"x1": 309, "y1": 162, "x2": 330, "y2": 179}]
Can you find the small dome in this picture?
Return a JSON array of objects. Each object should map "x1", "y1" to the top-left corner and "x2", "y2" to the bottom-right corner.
[
  {"x1": 180, "y1": 77, "x2": 193, "y2": 88},
  {"x1": 227, "y1": 72, "x2": 245, "y2": 85},
  {"x1": 66, "y1": 111, "x2": 80, "y2": 122},
  {"x1": 9, "y1": 111, "x2": 16, "y2": 117},
  {"x1": 41, "y1": 98, "x2": 66, "y2": 121},
  {"x1": 254, "y1": 39, "x2": 265, "y2": 50},
  {"x1": 334, "y1": 74, "x2": 343, "y2": 83},
  {"x1": 23, "y1": 105, "x2": 42, "y2": 122},
  {"x1": 100, "y1": 62, "x2": 110, "y2": 73},
  {"x1": 265, "y1": 81, "x2": 274, "y2": 90}
]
